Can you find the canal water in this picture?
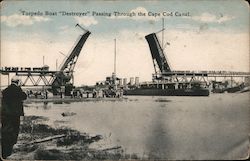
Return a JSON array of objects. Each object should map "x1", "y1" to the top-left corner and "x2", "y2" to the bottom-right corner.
[{"x1": 23, "y1": 93, "x2": 250, "y2": 160}]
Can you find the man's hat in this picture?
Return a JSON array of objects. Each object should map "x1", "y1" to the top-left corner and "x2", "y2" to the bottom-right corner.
[{"x1": 11, "y1": 76, "x2": 20, "y2": 84}]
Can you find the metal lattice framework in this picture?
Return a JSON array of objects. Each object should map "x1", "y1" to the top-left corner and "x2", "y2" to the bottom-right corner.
[
  {"x1": 0, "y1": 24, "x2": 91, "y2": 89},
  {"x1": 0, "y1": 70, "x2": 59, "y2": 86}
]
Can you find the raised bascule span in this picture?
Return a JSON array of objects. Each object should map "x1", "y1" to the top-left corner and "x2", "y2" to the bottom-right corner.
[
  {"x1": 124, "y1": 31, "x2": 250, "y2": 96},
  {"x1": 145, "y1": 33, "x2": 171, "y2": 74},
  {"x1": 51, "y1": 24, "x2": 91, "y2": 94},
  {"x1": 0, "y1": 24, "x2": 91, "y2": 95}
]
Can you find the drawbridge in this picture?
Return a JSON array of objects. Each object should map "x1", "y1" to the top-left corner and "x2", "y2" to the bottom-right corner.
[
  {"x1": 145, "y1": 32, "x2": 250, "y2": 86},
  {"x1": 0, "y1": 24, "x2": 91, "y2": 94}
]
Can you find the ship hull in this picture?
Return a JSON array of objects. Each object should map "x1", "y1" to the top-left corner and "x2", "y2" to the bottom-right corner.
[
  {"x1": 124, "y1": 88, "x2": 209, "y2": 96},
  {"x1": 212, "y1": 84, "x2": 246, "y2": 93}
]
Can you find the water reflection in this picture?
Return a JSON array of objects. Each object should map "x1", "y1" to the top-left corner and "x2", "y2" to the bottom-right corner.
[
  {"x1": 154, "y1": 99, "x2": 171, "y2": 102},
  {"x1": 146, "y1": 105, "x2": 172, "y2": 159}
]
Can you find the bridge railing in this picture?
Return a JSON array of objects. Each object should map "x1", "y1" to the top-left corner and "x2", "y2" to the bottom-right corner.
[{"x1": 157, "y1": 70, "x2": 250, "y2": 76}]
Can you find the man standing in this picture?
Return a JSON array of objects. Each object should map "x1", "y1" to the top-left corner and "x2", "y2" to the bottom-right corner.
[{"x1": 1, "y1": 76, "x2": 27, "y2": 159}]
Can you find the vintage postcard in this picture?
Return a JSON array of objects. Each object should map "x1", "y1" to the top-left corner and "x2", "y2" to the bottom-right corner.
[{"x1": 0, "y1": 0, "x2": 249, "y2": 160}]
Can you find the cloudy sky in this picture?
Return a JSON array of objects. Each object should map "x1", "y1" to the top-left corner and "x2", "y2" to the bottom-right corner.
[{"x1": 1, "y1": 0, "x2": 249, "y2": 86}]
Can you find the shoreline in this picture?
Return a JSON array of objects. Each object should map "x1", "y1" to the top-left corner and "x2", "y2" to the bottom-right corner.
[
  {"x1": 7, "y1": 115, "x2": 139, "y2": 160},
  {"x1": 24, "y1": 97, "x2": 128, "y2": 103}
]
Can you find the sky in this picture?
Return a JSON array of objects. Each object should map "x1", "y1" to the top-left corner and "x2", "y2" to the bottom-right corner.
[{"x1": 1, "y1": 0, "x2": 249, "y2": 86}]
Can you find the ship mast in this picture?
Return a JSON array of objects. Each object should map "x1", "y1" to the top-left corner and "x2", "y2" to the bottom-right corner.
[
  {"x1": 114, "y1": 38, "x2": 116, "y2": 75},
  {"x1": 113, "y1": 38, "x2": 117, "y2": 89}
]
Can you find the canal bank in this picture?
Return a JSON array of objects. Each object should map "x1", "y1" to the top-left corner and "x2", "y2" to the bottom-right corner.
[{"x1": 15, "y1": 93, "x2": 250, "y2": 160}]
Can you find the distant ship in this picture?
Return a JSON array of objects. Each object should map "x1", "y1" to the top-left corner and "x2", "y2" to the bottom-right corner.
[
  {"x1": 211, "y1": 82, "x2": 248, "y2": 93},
  {"x1": 124, "y1": 31, "x2": 210, "y2": 96}
]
